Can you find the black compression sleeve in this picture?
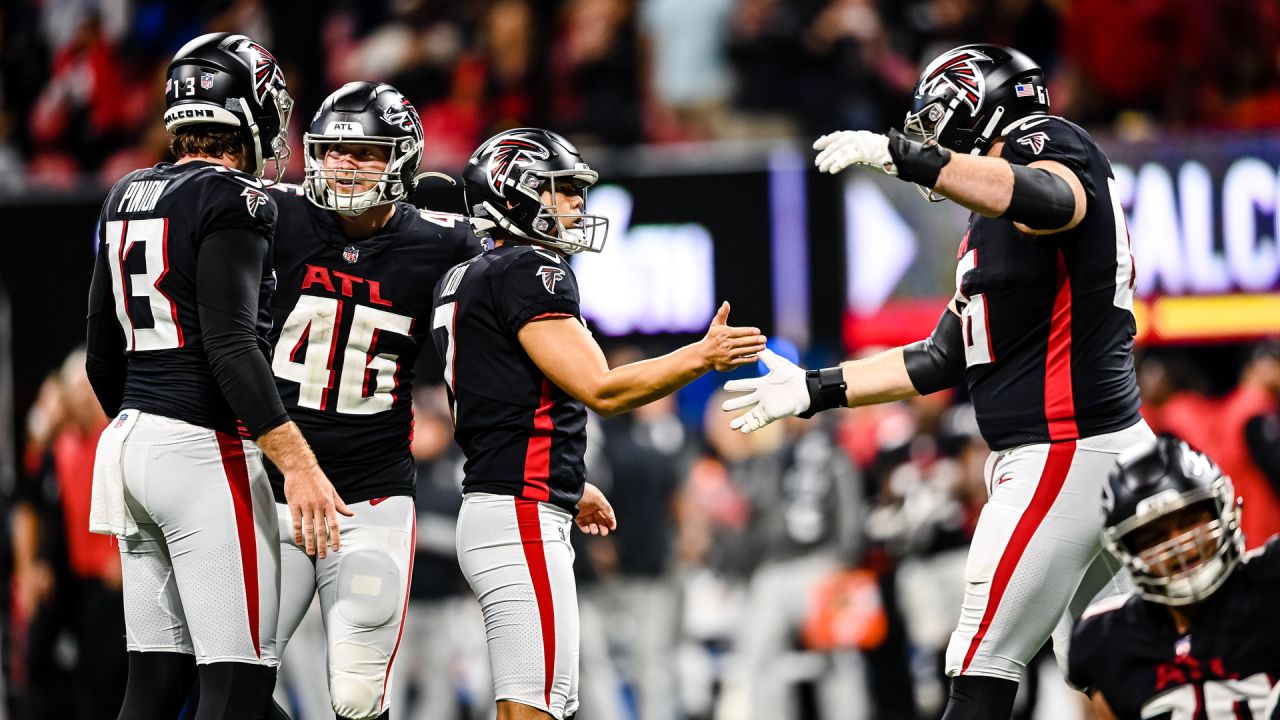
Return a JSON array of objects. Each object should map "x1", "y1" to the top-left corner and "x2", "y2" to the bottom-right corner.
[
  {"x1": 85, "y1": 247, "x2": 126, "y2": 416},
  {"x1": 902, "y1": 309, "x2": 965, "y2": 395},
  {"x1": 197, "y1": 229, "x2": 289, "y2": 438},
  {"x1": 1002, "y1": 164, "x2": 1077, "y2": 229}
]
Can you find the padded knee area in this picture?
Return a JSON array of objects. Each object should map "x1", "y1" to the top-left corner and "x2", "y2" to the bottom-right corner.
[
  {"x1": 336, "y1": 549, "x2": 401, "y2": 628},
  {"x1": 329, "y1": 642, "x2": 389, "y2": 719}
]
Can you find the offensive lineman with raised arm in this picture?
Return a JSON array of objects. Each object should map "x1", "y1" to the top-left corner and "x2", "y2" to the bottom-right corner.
[
  {"x1": 85, "y1": 33, "x2": 348, "y2": 720},
  {"x1": 722, "y1": 45, "x2": 1154, "y2": 720},
  {"x1": 431, "y1": 128, "x2": 767, "y2": 720},
  {"x1": 266, "y1": 81, "x2": 479, "y2": 720},
  {"x1": 1070, "y1": 437, "x2": 1280, "y2": 720}
]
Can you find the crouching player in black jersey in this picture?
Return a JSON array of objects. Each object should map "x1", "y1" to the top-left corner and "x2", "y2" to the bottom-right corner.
[
  {"x1": 430, "y1": 128, "x2": 766, "y2": 720},
  {"x1": 265, "y1": 82, "x2": 479, "y2": 720},
  {"x1": 722, "y1": 45, "x2": 1155, "y2": 720},
  {"x1": 1069, "y1": 437, "x2": 1280, "y2": 720},
  {"x1": 85, "y1": 33, "x2": 348, "y2": 720}
]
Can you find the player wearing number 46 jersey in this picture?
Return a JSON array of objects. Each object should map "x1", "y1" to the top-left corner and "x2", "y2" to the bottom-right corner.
[
  {"x1": 85, "y1": 32, "x2": 346, "y2": 720},
  {"x1": 1069, "y1": 437, "x2": 1280, "y2": 720},
  {"x1": 431, "y1": 128, "x2": 765, "y2": 720},
  {"x1": 723, "y1": 44, "x2": 1153, "y2": 720},
  {"x1": 265, "y1": 81, "x2": 479, "y2": 720}
]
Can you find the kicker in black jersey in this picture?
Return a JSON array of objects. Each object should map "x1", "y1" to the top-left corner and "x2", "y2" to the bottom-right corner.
[
  {"x1": 266, "y1": 185, "x2": 479, "y2": 503},
  {"x1": 430, "y1": 243, "x2": 589, "y2": 513},
  {"x1": 1069, "y1": 538, "x2": 1280, "y2": 720},
  {"x1": 89, "y1": 160, "x2": 277, "y2": 435},
  {"x1": 955, "y1": 115, "x2": 1143, "y2": 449}
]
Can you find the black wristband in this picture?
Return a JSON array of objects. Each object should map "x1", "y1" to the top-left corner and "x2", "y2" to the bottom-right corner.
[
  {"x1": 887, "y1": 128, "x2": 952, "y2": 187},
  {"x1": 797, "y1": 367, "x2": 848, "y2": 419}
]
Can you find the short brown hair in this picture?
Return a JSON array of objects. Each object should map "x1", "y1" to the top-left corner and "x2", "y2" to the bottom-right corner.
[{"x1": 169, "y1": 125, "x2": 246, "y2": 165}]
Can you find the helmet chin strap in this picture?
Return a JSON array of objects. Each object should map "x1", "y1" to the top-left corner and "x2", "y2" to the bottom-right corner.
[{"x1": 235, "y1": 97, "x2": 266, "y2": 178}]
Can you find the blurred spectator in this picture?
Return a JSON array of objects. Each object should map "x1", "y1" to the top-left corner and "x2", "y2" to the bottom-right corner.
[
  {"x1": 802, "y1": 0, "x2": 914, "y2": 133},
  {"x1": 717, "y1": 412, "x2": 868, "y2": 720},
  {"x1": 587, "y1": 380, "x2": 693, "y2": 720},
  {"x1": 11, "y1": 349, "x2": 124, "y2": 720},
  {"x1": 1192, "y1": 340, "x2": 1280, "y2": 549},
  {"x1": 1136, "y1": 352, "x2": 1214, "y2": 439},
  {"x1": 552, "y1": 0, "x2": 643, "y2": 146},
  {"x1": 638, "y1": 0, "x2": 737, "y2": 141}
]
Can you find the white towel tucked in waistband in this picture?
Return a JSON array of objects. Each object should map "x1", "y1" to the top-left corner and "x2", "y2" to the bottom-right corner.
[{"x1": 90, "y1": 409, "x2": 141, "y2": 538}]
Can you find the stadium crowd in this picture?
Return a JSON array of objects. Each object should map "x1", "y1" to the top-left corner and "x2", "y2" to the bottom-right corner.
[{"x1": 1, "y1": 0, "x2": 1279, "y2": 190}]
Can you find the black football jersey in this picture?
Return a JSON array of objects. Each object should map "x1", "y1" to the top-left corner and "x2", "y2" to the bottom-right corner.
[
  {"x1": 429, "y1": 243, "x2": 589, "y2": 513},
  {"x1": 956, "y1": 115, "x2": 1142, "y2": 450},
  {"x1": 93, "y1": 161, "x2": 277, "y2": 435},
  {"x1": 1069, "y1": 539, "x2": 1280, "y2": 720},
  {"x1": 265, "y1": 186, "x2": 479, "y2": 503}
]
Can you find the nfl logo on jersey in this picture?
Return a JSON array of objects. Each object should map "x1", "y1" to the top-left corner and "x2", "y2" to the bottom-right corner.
[
  {"x1": 1175, "y1": 635, "x2": 1191, "y2": 658},
  {"x1": 343, "y1": 245, "x2": 360, "y2": 264}
]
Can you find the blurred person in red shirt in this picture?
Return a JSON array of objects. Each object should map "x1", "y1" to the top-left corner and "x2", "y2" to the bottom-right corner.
[
  {"x1": 12, "y1": 349, "x2": 125, "y2": 719},
  {"x1": 1194, "y1": 341, "x2": 1280, "y2": 549}
]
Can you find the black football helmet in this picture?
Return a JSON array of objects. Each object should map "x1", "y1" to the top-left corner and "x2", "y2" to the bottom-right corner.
[
  {"x1": 164, "y1": 32, "x2": 293, "y2": 183},
  {"x1": 1101, "y1": 436, "x2": 1245, "y2": 607},
  {"x1": 904, "y1": 44, "x2": 1049, "y2": 174},
  {"x1": 462, "y1": 128, "x2": 608, "y2": 254},
  {"x1": 303, "y1": 82, "x2": 429, "y2": 216}
]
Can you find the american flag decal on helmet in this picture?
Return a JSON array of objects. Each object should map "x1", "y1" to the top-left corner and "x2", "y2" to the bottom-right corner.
[
  {"x1": 920, "y1": 48, "x2": 991, "y2": 114},
  {"x1": 483, "y1": 136, "x2": 550, "y2": 196}
]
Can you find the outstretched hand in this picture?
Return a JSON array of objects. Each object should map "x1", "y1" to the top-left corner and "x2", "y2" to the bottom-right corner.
[
  {"x1": 813, "y1": 131, "x2": 897, "y2": 176},
  {"x1": 700, "y1": 301, "x2": 768, "y2": 372},
  {"x1": 721, "y1": 349, "x2": 812, "y2": 433}
]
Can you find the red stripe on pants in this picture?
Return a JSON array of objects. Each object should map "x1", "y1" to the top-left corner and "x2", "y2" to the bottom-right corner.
[
  {"x1": 515, "y1": 498, "x2": 556, "y2": 708},
  {"x1": 1045, "y1": 249, "x2": 1079, "y2": 441},
  {"x1": 961, "y1": 440, "x2": 1077, "y2": 674},
  {"x1": 379, "y1": 509, "x2": 416, "y2": 711},
  {"x1": 522, "y1": 379, "x2": 555, "y2": 502},
  {"x1": 215, "y1": 431, "x2": 260, "y2": 658}
]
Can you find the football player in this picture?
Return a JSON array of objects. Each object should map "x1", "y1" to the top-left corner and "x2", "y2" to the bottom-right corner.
[
  {"x1": 430, "y1": 128, "x2": 766, "y2": 720},
  {"x1": 85, "y1": 33, "x2": 347, "y2": 720},
  {"x1": 721, "y1": 44, "x2": 1154, "y2": 719},
  {"x1": 265, "y1": 81, "x2": 479, "y2": 720},
  {"x1": 1069, "y1": 436, "x2": 1280, "y2": 720}
]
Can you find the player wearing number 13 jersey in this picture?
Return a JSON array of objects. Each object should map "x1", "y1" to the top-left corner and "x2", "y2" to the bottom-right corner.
[
  {"x1": 265, "y1": 81, "x2": 478, "y2": 720},
  {"x1": 85, "y1": 32, "x2": 348, "y2": 720},
  {"x1": 722, "y1": 45, "x2": 1152, "y2": 720}
]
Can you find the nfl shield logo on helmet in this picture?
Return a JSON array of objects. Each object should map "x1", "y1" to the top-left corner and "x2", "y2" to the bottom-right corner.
[
  {"x1": 343, "y1": 245, "x2": 360, "y2": 264},
  {"x1": 200, "y1": 72, "x2": 215, "y2": 90}
]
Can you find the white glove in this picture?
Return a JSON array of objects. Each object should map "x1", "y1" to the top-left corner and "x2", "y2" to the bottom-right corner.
[
  {"x1": 813, "y1": 131, "x2": 898, "y2": 176},
  {"x1": 721, "y1": 349, "x2": 810, "y2": 434}
]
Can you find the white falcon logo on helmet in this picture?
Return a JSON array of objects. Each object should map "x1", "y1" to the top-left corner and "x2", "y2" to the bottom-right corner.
[
  {"x1": 919, "y1": 48, "x2": 992, "y2": 114},
  {"x1": 482, "y1": 135, "x2": 550, "y2": 197}
]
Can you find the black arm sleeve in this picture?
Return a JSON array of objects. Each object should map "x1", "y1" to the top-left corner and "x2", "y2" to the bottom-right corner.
[
  {"x1": 1001, "y1": 164, "x2": 1077, "y2": 230},
  {"x1": 85, "y1": 246, "x2": 126, "y2": 416},
  {"x1": 1245, "y1": 413, "x2": 1280, "y2": 499},
  {"x1": 196, "y1": 228, "x2": 289, "y2": 438},
  {"x1": 902, "y1": 309, "x2": 965, "y2": 395}
]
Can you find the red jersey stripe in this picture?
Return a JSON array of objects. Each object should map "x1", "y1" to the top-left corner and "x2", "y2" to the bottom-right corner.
[
  {"x1": 522, "y1": 378, "x2": 555, "y2": 502},
  {"x1": 1045, "y1": 249, "x2": 1079, "y2": 441},
  {"x1": 961, "y1": 441, "x2": 1076, "y2": 673},
  {"x1": 215, "y1": 431, "x2": 260, "y2": 658}
]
